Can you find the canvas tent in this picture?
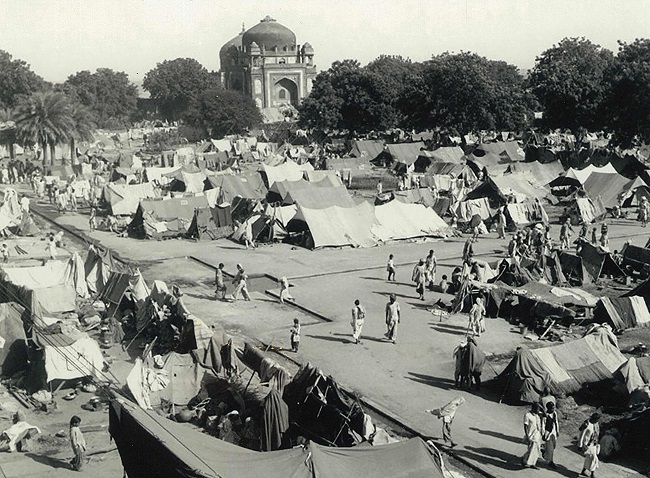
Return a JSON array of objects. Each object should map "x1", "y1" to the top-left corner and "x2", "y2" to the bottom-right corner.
[
  {"x1": 99, "y1": 270, "x2": 150, "y2": 319},
  {"x1": 453, "y1": 198, "x2": 492, "y2": 222},
  {"x1": 128, "y1": 195, "x2": 209, "y2": 239},
  {"x1": 372, "y1": 201, "x2": 450, "y2": 242},
  {"x1": 109, "y1": 397, "x2": 446, "y2": 478},
  {"x1": 594, "y1": 297, "x2": 650, "y2": 331},
  {"x1": 290, "y1": 202, "x2": 377, "y2": 249},
  {"x1": 386, "y1": 142, "x2": 425, "y2": 171},
  {"x1": 84, "y1": 245, "x2": 116, "y2": 295},
  {"x1": 186, "y1": 205, "x2": 233, "y2": 241},
  {"x1": 621, "y1": 244, "x2": 650, "y2": 277},
  {"x1": 505, "y1": 160, "x2": 565, "y2": 186},
  {"x1": 578, "y1": 243, "x2": 626, "y2": 282},
  {"x1": 261, "y1": 161, "x2": 314, "y2": 187},
  {"x1": 583, "y1": 172, "x2": 641, "y2": 209},
  {"x1": 103, "y1": 182, "x2": 157, "y2": 216},
  {"x1": 348, "y1": 139, "x2": 386, "y2": 161},
  {"x1": 466, "y1": 172, "x2": 550, "y2": 206},
  {"x1": 495, "y1": 327, "x2": 626, "y2": 403},
  {"x1": 392, "y1": 188, "x2": 436, "y2": 208},
  {"x1": 574, "y1": 197, "x2": 607, "y2": 224},
  {"x1": 505, "y1": 201, "x2": 549, "y2": 227},
  {"x1": 206, "y1": 172, "x2": 267, "y2": 204},
  {"x1": 474, "y1": 141, "x2": 524, "y2": 161},
  {"x1": 0, "y1": 302, "x2": 28, "y2": 377}
]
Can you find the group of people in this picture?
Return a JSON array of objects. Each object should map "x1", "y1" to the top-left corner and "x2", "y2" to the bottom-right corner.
[
  {"x1": 214, "y1": 263, "x2": 251, "y2": 301},
  {"x1": 522, "y1": 399, "x2": 601, "y2": 477},
  {"x1": 409, "y1": 250, "x2": 439, "y2": 301},
  {"x1": 347, "y1": 293, "x2": 401, "y2": 346}
]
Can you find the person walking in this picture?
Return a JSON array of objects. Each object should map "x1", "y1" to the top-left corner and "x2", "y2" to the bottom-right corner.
[
  {"x1": 426, "y1": 396, "x2": 465, "y2": 448},
  {"x1": 639, "y1": 197, "x2": 649, "y2": 227},
  {"x1": 579, "y1": 413, "x2": 601, "y2": 478},
  {"x1": 69, "y1": 415, "x2": 86, "y2": 471},
  {"x1": 232, "y1": 264, "x2": 251, "y2": 301},
  {"x1": 521, "y1": 403, "x2": 543, "y2": 470},
  {"x1": 278, "y1": 276, "x2": 293, "y2": 304},
  {"x1": 386, "y1": 254, "x2": 396, "y2": 282},
  {"x1": 384, "y1": 294, "x2": 401, "y2": 344},
  {"x1": 351, "y1": 299, "x2": 366, "y2": 344},
  {"x1": 496, "y1": 208, "x2": 506, "y2": 239},
  {"x1": 425, "y1": 249, "x2": 437, "y2": 290},
  {"x1": 559, "y1": 218, "x2": 573, "y2": 250},
  {"x1": 214, "y1": 263, "x2": 227, "y2": 300},
  {"x1": 468, "y1": 297, "x2": 486, "y2": 337},
  {"x1": 89, "y1": 207, "x2": 97, "y2": 231},
  {"x1": 543, "y1": 401, "x2": 559, "y2": 469},
  {"x1": 453, "y1": 340, "x2": 468, "y2": 388},
  {"x1": 462, "y1": 237, "x2": 475, "y2": 264},
  {"x1": 412, "y1": 259, "x2": 426, "y2": 301}
]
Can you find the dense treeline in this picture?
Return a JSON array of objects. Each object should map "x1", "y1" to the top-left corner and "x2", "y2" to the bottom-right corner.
[{"x1": 299, "y1": 37, "x2": 650, "y2": 148}]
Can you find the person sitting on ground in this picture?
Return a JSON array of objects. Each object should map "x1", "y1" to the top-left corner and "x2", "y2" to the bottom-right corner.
[
  {"x1": 279, "y1": 276, "x2": 293, "y2": 304},
  {"x1": 435, "y1": 275, "x2": 449, "y2": 294},
  {"x1": 0, "y1": 411, "x2": 40, "y2": 452}
]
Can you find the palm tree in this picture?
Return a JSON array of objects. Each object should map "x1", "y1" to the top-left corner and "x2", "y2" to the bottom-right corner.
[
  {"x1": 14, "y1": 91, "x2": 74, "y2": 167},
  {"x1": 68, "y1": 103, "x2": 95, "y2": 165}
]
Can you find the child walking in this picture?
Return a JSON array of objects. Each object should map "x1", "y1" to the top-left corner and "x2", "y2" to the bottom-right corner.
[
  {"x1": 387, "y1": 254, "x2": 396, "y2": 281},
  {"x1": 290, "y1": 318, "x2": 301, "y2": 352},
  {"x1": 69, "y1": 415, "x2": 86, "y2": 471}
]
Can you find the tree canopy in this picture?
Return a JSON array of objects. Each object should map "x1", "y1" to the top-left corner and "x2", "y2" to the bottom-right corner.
[
  {"x1": 603, "y1": 39, "x2": 650, "y2": 147},
  {"x1": 184, "y1": 88, "x2": 262, "y2": 139},
  {"x1": 62, "y1": 68, "x2": 138, "y2": 129},
  {"x1": 0, "y1": 50, "x2": 47, "y2": 109},
  {"x1": 143, "y1": 58, "x2": 221, "y2": 121},
  {"x1": 528, "y1": 37, "x2": 614, "y2": 131}
]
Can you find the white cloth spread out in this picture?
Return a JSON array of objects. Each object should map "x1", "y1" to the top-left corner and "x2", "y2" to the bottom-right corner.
[
  {"x1": 43, "y1": 336, "x2": 104, "y2": 382},
  {"x1": 2, "y1": 422, "x2": 41, "y2": 452}
]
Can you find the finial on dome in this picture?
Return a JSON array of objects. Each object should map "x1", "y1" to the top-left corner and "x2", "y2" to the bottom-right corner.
[
  {"x1": 261, "y1": 15, "x2": 276, "y2": 23},
  {"x1": 241, "y1": 22, "x2": 245, "y2": 33}
]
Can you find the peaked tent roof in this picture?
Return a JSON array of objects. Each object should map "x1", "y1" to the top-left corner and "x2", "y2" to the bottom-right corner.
[
  {"x1": 128, "y1": 195, "x2": 209, "y2": 239},
  {"x1": 373, "y1": 201, "x2": 450, "y2": 241},
  {"x1": 386, "y1": 142, "x2": 425, "y2": 165},
  {"x1": 104, "y1": 182, "x2": 158, "y2": 216},
  {"x1": 583, "y1": 172, "x2": 637, "y2": 208},
  {"x1": 419, "y1": 146, "x2": 465, "y2": 164},
  {"x1": 206, "y1": 173, "x2": 268, "y2": 202},
  {"x1": 506, "y1": 160, "x2": 565, "y2": 186},
  {"x1": 294, "y1": 202, "x2": 377, "y2": 249},
  {"x1": 475, "y1": 141, "x2": 524, "y2": 161},
  {"x1": 349, "y1": 139, "x2": 386, "y2": 160},
  {"x1": 262, "y1": 161, "x2": 314, "y2": 187},
  {"x1": 565, "y1": 163, "x2": 618, "y2": 185},
  {"x1": 466, "y1": 172, "x2": 550, "y2": 204},
  {"x1": 595, "y1": 296, "x2": 650, "y2": 331}
]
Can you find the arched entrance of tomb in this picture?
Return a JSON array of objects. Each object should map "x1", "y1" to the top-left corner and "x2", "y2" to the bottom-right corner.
[{"x1": 273, "y1": 78, "x2": 298, "y2": 106}]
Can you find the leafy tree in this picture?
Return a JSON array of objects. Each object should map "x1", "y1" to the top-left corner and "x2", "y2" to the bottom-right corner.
[
  {"x1": 185, "y1": 88, "x2": 262, "y2": 139},
  {"x1": 299, "y1": 59, "x2": 402, "y2": 133},
  {"x1": 145, "y1": 129, "x2": 187, "y2": 152},
  {"x1": 400, "y1": 53, "x2": 533, "y2": 134},
  {"x1": 0, "y1": 50, "x2": 46, "y2": 109},
  {"x1": 14, "y1": 91, "x2": 74, "y2": 166},
  {"x1": 529, "y1": 37, "x2": 614, "y2": 131},
  {"x1": 603, "y1": 39, "x2": 650, "y2": 147},
  {"x1": 0, "y1": 108, "x2": 17, "y2": 160},
  {"x1": 143, "y1": 58, "x2": 221, "y2": 121},
  {"x1": 62, "y1": 69, "x2": 138, "y2": 128}
]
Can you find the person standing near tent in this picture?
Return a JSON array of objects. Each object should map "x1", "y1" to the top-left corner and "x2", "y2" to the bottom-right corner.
[
  {"x1": 496, "y1": 208, "x2": 506, "y2": 239},
  {"x1": 579, "y1": 413, "x2": 601, "y2": 478},
  {"x1": 214, "y1": 263, "x2": 227, "y2": 300},
  {"x1": 426, "y1": 396, "x2": 465, "y2": 448},
  {"x1": 591, "y1": 227, "x2": 598, "y2": 245},
  {"x1": 463, "y1": 236, "x2": 475, "y2": 264},
  {"x1": 521, "y1": 403, "x2": 543, "y2": 470},
  {"x1": 425, "y1": 250, "x2": 437, "y2": 290},
  {"x1": 559, "y1": 218, "x2": 573, "y2": 250},
  {"x1": 376, "y1": 179, "x2": 383, "y2": 195},
  {"x1": 468, "y1": 297, "x2": 486, "y2": 337},
  {"x1": 45, "y1": 236, "x2": 57, "y2": 260},
  {"x1": 412, "y1": 259, "x2": 426, "y2": 301},
  {"x1": 384, "y1": 294, "x2": 401, "y2": 344},
  {"x1": 69, "y1": 415, "x2": 86, "y2": 471},
  {"x1": 290, "y1": 318, "x2": 300, "y2": 352},
  {"x1": 232, "y1": 263, "x2": 251, "y2": 301},
  {"x1": 89, "y1": 207, "x2": 97, "y2": 231},
  {"x1": 465, "y1": 336, "x2": 486, "y2": 389},
  {"x1": 638, "y1": 197, "x2": 649, "y2": 227},
  {"x1": 351, "y1": 299, "x2": 366, "y2": 344},
  {"x1": 542, "y1": 401, "x2": 559, "y2": 469},
  {"x1": 453, "y1": 340, "x2": 468, "y2": 387},
  {"x1": 599, "y1": 230, "x2": 610, "y2": 251},
  {"x1": 1, "y1": 243, "x2": 9, "y2": 264}
]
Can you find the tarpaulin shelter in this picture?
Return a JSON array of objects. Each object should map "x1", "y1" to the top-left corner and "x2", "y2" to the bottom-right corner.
[
  {"x1": 186, "y1": 206, "x2": 233, "y2": 241},
  {"x1": 206, "y1": 172, "x2": 267, "y2": 204},
  {"x1": 103, "y1": 182, "x2": 158, "y2": 216},
  {"x1": 143, "y1": 167, "x2": 180, "y2": 185},
  {"x1": 505, "y1": 200, "x2": 549, "y2": 227},
  {"x1": 594, "y1": 297, "x2": 650, "y2": 331},
  {"x1": 466, "y1": 172, "x2": 551, "y2": 207},
  {"x1": 618, "y1": 177, "x2": 650, "y2": 207},
  {"x1": 495, "y1": 327, "x2": 626, "y2": 403},
  {"x1": 392, "y1": 188, "x2": 436, "y2": 208},
  {"x1": 372, "y1": 201, "x2": 450, "y2": 242},
  {"x1": 146, "y1": 352, "x2": 204, "y2": 406},
  {"x1": 474, "y1": 141, "x2": 524, "y2": 161},
  {"x1": 0, "y1": 302, "x2": 28, "y2": 377},
  {"x1": 109, "y1": 397, "x2": 446, "y2": 478},
  {"x1": 128, "y1": 195, "x2": 209, "y2": 239},
  {"x1": 453, "y1": 198, "x2": 491, "y2": 221},
  {"x1": 232, "y1": 213, "x2": 287, "y2": 244},
  {"x1": 164, "y1": 168, "x2": 208, "y2": 194},
  {"x1": 505, "y1": 160, "x2": 565, "y2": 186},
  {"x1": 419, "y1": 146, "x2": 465, "y2": 164},
  {"x1": 573, "y1": 197, "x2": 607, "y2": 224},
  {"x1": 269, "y1": 180, "x2": 354, "y2": 208},
  {"x1": 621, "y1": 244, "x2": 650, "y2": 277},
  {"x1": 84, "y1": 245, "x2": 116, "y2": 295},
  {"x1": 578, "y1": 243, "x2": 626, "y2": 282},
  {"x1": 283, "y1": 362, "x2": 365, "y2": 447},
  {"x1": 465, "y1": 152, "x2": 511, "y2": 176},
  {"x1": 348, "y1": 139, "x2": 386, "y2": 161},
  {"x1": 290, "y1": 202, "x2": 377, "y2": 249},
  {"x1": 555, "y1": 164, "x2": 618, "y2": 187},
  {"x1": 0, "y1": 254, "x2": 88, "y2": 319},
  {"x1": 99, "y1": 270, "x2": 150, "y2": 319},
  {"x1": 417, "y1": 161, "x2": 474, "y2": 179},
  {"x1": 583, "y1": 172, "x2": 640, "y2": 208},
  {"x1": 303, "y1": 170, "x2": 343, "y2": 186},
  {"x1": 261, "y1": 161, "x2": 314, "y2": 187},
  {"x1": 110, "y1": 166, "x2": 136, "y2": 184}
]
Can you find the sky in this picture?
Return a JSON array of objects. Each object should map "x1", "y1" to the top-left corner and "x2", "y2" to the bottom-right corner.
[{"x1": 1, "y1": 0, "x2": 649, "y2": 84}]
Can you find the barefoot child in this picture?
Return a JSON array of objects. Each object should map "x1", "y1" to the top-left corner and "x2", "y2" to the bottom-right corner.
[{"x1": 70, "y1": 415, "x2": 86, "y2": 471}]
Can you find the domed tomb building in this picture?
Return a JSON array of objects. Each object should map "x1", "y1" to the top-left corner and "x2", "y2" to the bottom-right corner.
[{"x1": 219, "y1": 16, "x2": 317, "y2": 109}]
